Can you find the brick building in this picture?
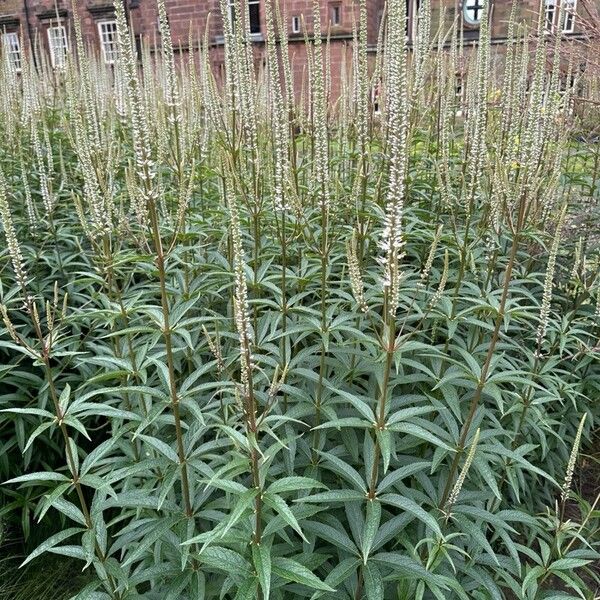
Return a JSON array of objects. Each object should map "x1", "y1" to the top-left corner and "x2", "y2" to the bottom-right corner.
[{"x1": 0, "y1": 1, "x2": 594, "y2": 77}]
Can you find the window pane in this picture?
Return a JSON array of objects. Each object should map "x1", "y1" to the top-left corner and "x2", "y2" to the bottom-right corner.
[
  {"x1": 48, "y1": 26, "x2": 68, "y2": 68},
  {"x1": 99, "y1": 21, "x2": 118, "y2": 64},
  {"x1": 545, "y1": 0, "x2": 556, "y2": 31},
  {"x1": 2, "y1": 32, "x2": 21, "y2": 71},
  {"x1": 331, "y1": 5, "x2": 341, "y2": 25},
  {"x1": 563, "y1": 0, "x2": 576, "y2": 31},
  {"x1": 249, "y1": 2, "x2": 260, "y2": 34}
]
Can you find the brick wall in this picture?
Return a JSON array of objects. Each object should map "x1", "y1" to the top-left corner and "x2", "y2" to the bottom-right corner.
[{"x1": 0, "y1": 1, "x2": 596, "y2": 87}]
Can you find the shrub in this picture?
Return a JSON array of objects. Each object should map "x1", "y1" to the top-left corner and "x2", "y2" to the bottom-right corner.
[{"x1": 0, "y1": 0, "x2": 599, "y2": 598}]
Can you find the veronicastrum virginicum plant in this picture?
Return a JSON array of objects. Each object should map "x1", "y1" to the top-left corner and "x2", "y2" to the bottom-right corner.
[{"x1": 0, "y1": 0, "x2": 599, "y2": 598}]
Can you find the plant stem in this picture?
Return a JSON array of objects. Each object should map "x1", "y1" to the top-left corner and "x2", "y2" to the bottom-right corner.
[
  {"x1": 148, "y1": 202, "x2": 193, "y2": 518},
  {"x1": 440, "y1": 231, "x2": 520, "y2": 508}
]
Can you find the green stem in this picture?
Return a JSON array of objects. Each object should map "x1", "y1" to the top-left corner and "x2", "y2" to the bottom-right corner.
[
  {"x1": 148, "y1": 202, "x2": 193, "y2": 518},
  {"x1": 440, "y1": 231, "x2": 520, "y2": 508}
]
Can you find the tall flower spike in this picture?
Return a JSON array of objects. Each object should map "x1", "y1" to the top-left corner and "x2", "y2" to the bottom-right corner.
[
  {"x1": 535, "y1": 207, "x2": 566, "y2": 354},
  {"x1": 225, "y1": 170, "x2": 253, "y2": 402},
  {"x1": 20, "y1": 156, "x2": 37, "y2": 227},
  {"x1": 157, "y1": 0, "x2": 180, "y2": 112},
  {"x1": 412, "y1": 0, "x2": 431, "y2": 100},
  {"x1": 311, "y1": 0, "x2": 330, "y2": 210},
  {"x1": 31, "y1": 120, "x2": 53, "y2": 218},
  {"x1": 445, "y1": 428, "x2": 480, "y2": 517},
  {"x1": 265, "y1": 0, "x2": 289, "y2": 213},
  {"x1": 347, "y1": 232, "x2": 368, "y2": 313},
  {"x1": 114, "y1": 0, "x2": 155, "y2": 221},
  {"x1": 561, "y1": 413, "x2": 587, "y2": 505},
  {"x1": 202, "y1": 325, "x2": 225, "y2": 375},
  {"x1": 465, "y1": 0, "x2": 490, "y2": 212},
  {"x1": 380, "y1": 0, "x2": 409, "y2": 316},
  {"x1": 430, "y1": 250, "x2": 449, "y2": 309},
  {"x1": 421, "y1": 224, "x2": 443, "y2": 282},
  {"x1": 570, "y1": 237, "x2": 583, "y2": 282},
  {"x1": 0, "y1": 304, "x2": 21, "y2": 344},
  {"x1": 0, "y1": 167, "x2": 28, "y2": 290}
]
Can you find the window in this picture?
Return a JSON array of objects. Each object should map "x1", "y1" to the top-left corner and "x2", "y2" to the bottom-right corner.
[
  {"x1": 47, "y1": 25, "x2": 68, "y2": 68},
  {"x1": 406, "y1": 0, "x2": 421, "y2": 40},
  {"x1": 455, "y1": 72, "x2": 464, "y2": 99},
  {"x1": 330, "y1": 4, "x2": 341, "y2": 26},
  {"x1": 97, "y1": 21, "x2": 118, "y2": 64},
  {"x1": 228, "y1": 0, "x2": 261, "y2": 35},
  {"x1": 562, "y1": 0, "x2": 577, "y2": 32},
  {"x1": 371, "y1": 81, "x2": 381, "y2": 114},
  {"x1": 248, "y1": 0, "x2": 260, "y2": 33},
  {"x1": 544, "y1": 0, "x2": 556, "y2": 32},
  {"x1": 463, "y1": 0, "x2": 484, "y2": 25},
  {"x1": 291, "y1": 15, "x2": 301, "y2": 34},
  {"x1": 2, "y1": 32, "x2": 21, "y2": 72}
]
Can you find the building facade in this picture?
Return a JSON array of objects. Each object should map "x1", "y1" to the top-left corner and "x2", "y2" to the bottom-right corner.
[{"x1": 0, "y1": 1, "x2": 594, "y2": 76}]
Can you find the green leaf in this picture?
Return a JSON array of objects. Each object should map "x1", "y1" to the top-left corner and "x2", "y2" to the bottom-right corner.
[
  {"x1": 303, "y1": 520, "x2": 358, "y2": 555},
  {"x1": 0, "y1": 407, "x2": 53, "y2": 418},
  {"x1": 364, "y1": 562, "x2": 384, "y2": 600},
  {"x1": 252, "y1": 543, "x2": 271, "y2": 600},
  {"x1": 320, "y1": 557, "x2": 360, "y2": 595},
  {"x1": 361, "y1": 500, "x2": 381, "y2": 564},
  {"x1": 317, "y1": 452, "x2": 366, "y2": 492},
  {"x1": 313, "y1": 418, "x2": 373, "y2": 430},
  {"x1": 222, "y1": 489, "x2": 258, "y2": 537},
  {"x1": 379, "y1": 494, "x2": 441, "y2": 537},
  {"x1": 295, "y1": 490, "x2": 366, "y2": 503},
  {"x1": 51, "y1": 497, "x2": 87, "y2": 526},
  {"x1": 377, "y1": 430, "x2": 392, "y2": 474},
  {"x1": 386, "y1": 406, "x2": 437, "y2": 425},
  {"x1": 385, "y1": 423, "x2": 453, "y2": 452},
  {"x1": 521, "y1": 565, "x2": 544, "y2": 596},
  {"x1": 234, "y1": 578, "x2": 259, "y2": 600},
  {"x1": 123, "y1": 516, "x2": 181, "y2": 567},
  {"x1": 59, "y1": 384, "x2": 71, "y2": 413},
  {"x1": 549, "y1": 557, "x2": 592, "y2": 571},
  {"x1": 24, "y1": 421, "x2": 54, "y2": 453},
  {"x1": 21, "y1": 527, "x2": 85, "y2": 566},
  {"x1": 5, "y1": 472, "x2": 71, "y2": 485},
  {"x1": 199, "y1": 546, "x2": 252, "y2": 576},
  {"x1": 377, "y1": 462, "x2": 431, "y2": 494},
  {"x1": 271, "y1": 557, "x2": 335, "y2": 592},
  {"x1": 263, "y1": 492, "x2": 307, "y2": 541},
  {"x1": 372, "y1": 553, "x2": 444, "y2": 587},
  {"x1": 267, "y1": 477, "x2": 325, "y2": 495},
  {"x1": 138, "y1": 434, "x2": 180, "y2": 463},
  {"x1": 81, "y1": 435, "x2": 122, "y2": 476}
]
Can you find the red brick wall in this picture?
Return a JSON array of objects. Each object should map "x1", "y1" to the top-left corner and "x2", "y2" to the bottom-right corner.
[{"x1": 0, "y1": 1, "x2": 596, "y2": 83}]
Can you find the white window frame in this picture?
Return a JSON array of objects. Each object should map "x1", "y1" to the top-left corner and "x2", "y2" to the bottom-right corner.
[
  {"x1": 228, "y1": 0, "x2": 235, "y2": 27},
  {"x1": 407, "y1": 0, "x2": 421, "y2": 41},
  {"x1": 291, "y1": 15, "x2": 301, "y2": 34},
  {"x1": 97, "y1": 20, "x2": 118, "y2": 64},
  {"x1": 47, "y1": 24, "x2": 68, "y2": 68},
  {"x1": 248, "y1": 0, "x2": 260, "y2": 34},
  {"x1": 562, "y1": 0, "x2": 577, "y2": 33},
  {"x1": 463, "y1": 0, "x2": 484, "y2": 26},
  {"x1": 330, "y1": 4, "x2": 341, "y2": 26},
  {"x1": 544, "y1": 0, "x2": 557, "y2": 33},
  {"x1": 228, "y1": 0, "x2": 261, "y2": 36},
  {"x1": 2, "y1": 31, "x2": 21, "y2": 72}
]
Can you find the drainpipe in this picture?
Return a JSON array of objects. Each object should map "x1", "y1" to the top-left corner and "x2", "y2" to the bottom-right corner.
[{"x1": 23, "y1": 0, "x2": 37, "y2": 67}]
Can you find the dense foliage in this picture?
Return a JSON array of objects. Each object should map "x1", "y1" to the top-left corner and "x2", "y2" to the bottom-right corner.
[{"x1": 0, "y1": 0, "x2": 599, "y2": 598}]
